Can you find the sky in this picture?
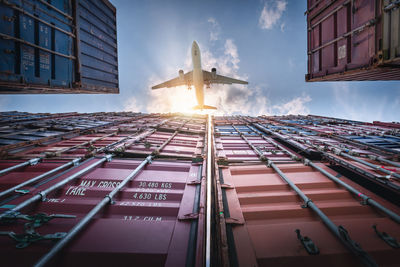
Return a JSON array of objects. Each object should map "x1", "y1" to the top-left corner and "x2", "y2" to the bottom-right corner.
[{"x1": 1, "y1": 0, "x2": 400, "y2": 122}]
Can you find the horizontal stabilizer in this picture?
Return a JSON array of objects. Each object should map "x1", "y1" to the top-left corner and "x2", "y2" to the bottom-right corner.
[{"x1": 193, "y1": 105, "x2": 217, "y2": 110}]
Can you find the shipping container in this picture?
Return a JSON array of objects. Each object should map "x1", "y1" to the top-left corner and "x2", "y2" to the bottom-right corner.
[
  {"x1": 213, "y1": 116, "x2": 400, "y2": 267},
  {"x1": 0, "y1": 112, "x2": 144, "y2": 156},
  {"x1": 253, "y1": 115, "x2": 400, "y2": 205},
  {"x1": 306, "y1": 0, "x2": 400, "y2": 81},
  {"x1": 0, "y1": 0, "x2": 118, "y2": 94},
  {"x1": 215, "y1": 162, "x2": 400, "y2": 266},
  {"x1": 0, "y1": 112, "x2": 399, "y2": 266},
  {"x1": 0, "y1": 158, "x2": 206, "y2": 267},
  {"x1": 0, "y1": 113, "x2": 208, "y2": 266}
]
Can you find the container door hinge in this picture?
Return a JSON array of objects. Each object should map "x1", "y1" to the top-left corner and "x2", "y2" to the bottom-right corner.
[
  {"x1": 192, "y1": 157, "x2": 203, "y2": 163},
  {"x1": 217, "y1": 158, "x2": 229, "y2": 166},
  {"x1": 373, "y1": 225, "x2": 400, "y2": 249},
  {"x1": 187, "y1": 180, "x2": 201, "y2": 185},
  {"x1": 178, "y1": 213, "x2": 199, "y2": 221},
  {"x1": 225, "y1": 217, "x2": 244, "y2": 225},
  {"x1": 221, "y1": 183, "x2": 234, "y2": 189},
  {"x1": 295, "y1": 229, "x2": 319, "y2": 255}
]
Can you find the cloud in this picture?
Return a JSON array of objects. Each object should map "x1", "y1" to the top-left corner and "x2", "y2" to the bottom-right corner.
[
  {"x1": 272, "y1": 94, "x2": 311, "y2": 115},
  {"x1": 224, "y1": 39, "x2": 240, "y2": 70},
  {"x1": 124, "y1": 95, "x2": 143, "y2": 112},
  {"x1": 259, "y1": 0, "x2": 287, "y2": 30},
  {"x1": 143, "y1": 37, "x2": 312, "y2": 115},
  {"x1": 137, "y1": 17, "x2": 311, "y2": 116},
  {"x1": 208, "y1": 17, "x2": 220, "y2": 41}
]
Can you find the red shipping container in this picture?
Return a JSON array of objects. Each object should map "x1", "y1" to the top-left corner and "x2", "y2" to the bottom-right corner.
[{"x1": 306, "y1": 0, "x2": 400, "y2": 81}]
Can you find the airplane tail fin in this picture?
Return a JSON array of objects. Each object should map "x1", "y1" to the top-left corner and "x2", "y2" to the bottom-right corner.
[{"x1": 193, "y1": 105, "x2": 217, "y2": 110}]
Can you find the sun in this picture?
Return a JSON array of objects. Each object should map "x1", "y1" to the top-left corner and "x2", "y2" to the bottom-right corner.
[{"x1": 149, "y1": 86, "x2": 220, "y2": 115}]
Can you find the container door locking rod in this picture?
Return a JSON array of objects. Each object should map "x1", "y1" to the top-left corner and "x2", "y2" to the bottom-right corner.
[
  {"x1": 0, "y1": 127, "x2": 158, "y2": 205},
  {"x1": 304, "y1": 159, "x2": 400, "y2": 224},
  {"x1": 102, "y1": 118, "x2": 172, "y2": 154},
  {"x1": 301, "y1": 133, "x2": 400, "y2": 170},
  {"x1": 339, "y1": 153, "x2": 400, "y2": 180},
  {"x1": 34, "y1": 124, "x2": 188, "y2": 267},
  {"x1": 45, "y1": 132, "x2": 118, "y2": 157},
  {"x1": 299, "y1": 133, "x2": 400, "y2": 180},
  {"x1": 268, "y1": 160, "x2": 378, "y2": 267},
  {"x1": 247, "y1": 124, "x2": 300, "y2": 160},
  {"x1": 0, "y1": 158, "x2": 41, "y2": 176},
  {"x1": 33, "y1": 155, "x2": 152, "y2": 267},
  {"x1": 0, "y1": 158, "x2": 81, "y2": 199},
  {"x1": 0, "y1": 155, "x2": 112, "y2": 220},
  {"x1": 231, "y1": 125, "x2": 378, "y2": 267},
  {"x1": 297, "y1": 138, "x2": 400, "y2": 190},
  {"x1": 0, "y1": 119, "x2": 172, "y2": 201},
  {"x1": 368, "y1": 155, "x2": 400, "y2": 169}
]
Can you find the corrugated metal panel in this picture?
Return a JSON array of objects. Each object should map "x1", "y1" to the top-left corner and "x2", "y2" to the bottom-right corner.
[
  {"x1": 0, "y1": 159, "x2": 205, "y2": 266},
  {"x1": 254, "y1": 115, "x2": 400, "y2": 203},
  {"x1": 0, "y1": 112, "x2": 399, "y2": 266},
  {"x1": 373, "y1": 121, "x2": 400, "y2": 129},
  {"x1": 213, "y1": 115, "x2": 400, "y2": 266},
  {"x1": 217, "y1": 162, "x2": 400, "y2": 266},
  {"x1": 77, "y1": 0, "x2": 118, "y2": 93},
  {"x1": 0, "y1": 113, "x2": 207, "y2": 266},
  {"x1": 0, "y1": 112, "x2": 145, "y2": 155},
  {"x1": 306, "y1": 0, "x2": 400, "y2": 81},
  {"x1": 13, "y1": 132, "x2": 127, "y2": 159},
  {"x1": 0, "y1": 0, "x2": 118, "y2": 94}
]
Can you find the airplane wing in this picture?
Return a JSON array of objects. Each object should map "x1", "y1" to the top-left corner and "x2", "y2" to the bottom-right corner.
[
  {"x1": 202, "y1": 70, "x2": 248, "y2": 85},
  {"x1": 151, "y1": 71, "x2": 193, "y2": 90}
]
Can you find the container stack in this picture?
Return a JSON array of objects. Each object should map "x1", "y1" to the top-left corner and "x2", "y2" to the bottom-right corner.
[
  {"x1": 0, "y1": 112, "x2": 399, "y2": 266},
  {"x1": 0, "y1": 0, "x2": 118, "y2": 94},
  {"x1": 213, "y1": 115, "x2": 400, "y2": 267},
  {"x1": 0, "y1": 112, "x2": 207, "y2": 267}
]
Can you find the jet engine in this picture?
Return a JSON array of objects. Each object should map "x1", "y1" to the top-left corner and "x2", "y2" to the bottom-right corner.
[
  {"x1": 179, "y1": 70, "x2": 184, "y2": 81},
  {"x1": 211, "y1": 68, "x2": 217, "y2": 79}
]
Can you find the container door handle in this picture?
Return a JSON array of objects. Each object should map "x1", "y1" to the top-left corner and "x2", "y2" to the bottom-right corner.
[
  {"x1": 373, "y1": 225, "x2": 400, "y2": 249},
  {"x1": 295, "y1": 229, "x2": 320, "y2": 255}
]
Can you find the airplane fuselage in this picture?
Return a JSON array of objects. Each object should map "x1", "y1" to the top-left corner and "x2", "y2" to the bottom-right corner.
[
  {"x1": 151, "y1": 41, "x2": 248, "y2": 110},
  {"x1": 191, "y1": 41, "x2": 204, "y2": 107}
]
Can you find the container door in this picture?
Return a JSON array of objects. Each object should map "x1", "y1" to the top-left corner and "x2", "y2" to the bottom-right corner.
[
  {"x1": 0, "y1": 5, "x2": 18, "y2": 83},
  {"x1": 0, "y1": 0, "x2": 75, "y2": 91},
  {"x1": 306, "y1": 0, "x2": 380, "y2": 81},
  {"x1": 76, "y1": 0, "x2": 119, "y2": 93},
  {"x1": 382, "y1": 0, "x2": 400, "y2": 65}
]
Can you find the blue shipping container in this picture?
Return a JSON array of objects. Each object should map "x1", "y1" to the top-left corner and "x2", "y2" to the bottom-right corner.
[{"x1": 0, "y1": 0, "x2": 118, "y2": 94}]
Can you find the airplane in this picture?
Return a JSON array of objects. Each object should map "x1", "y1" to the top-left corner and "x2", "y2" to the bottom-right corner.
[{"x1": 151, "y1": 41, "x2": 248, "y2": 110}]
